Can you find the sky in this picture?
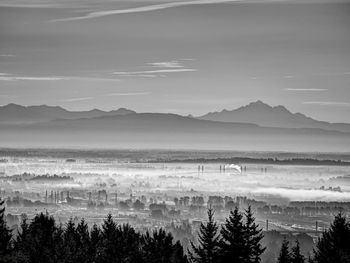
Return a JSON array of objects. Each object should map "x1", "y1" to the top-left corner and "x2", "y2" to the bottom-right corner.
[{"x1": 1, "y1": 0, "x2": 350, "y2": 122}]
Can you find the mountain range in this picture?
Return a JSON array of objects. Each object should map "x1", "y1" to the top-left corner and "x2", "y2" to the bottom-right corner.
[
  {"x1": 198, "y1": 100, "x2": 350, "y2": 133},
  {"x1": 0, "y1": 103, "x2": 135, "y2": 124},
  {"x1": 0, "y1": 101, "x2": 349, "y2": 152}
]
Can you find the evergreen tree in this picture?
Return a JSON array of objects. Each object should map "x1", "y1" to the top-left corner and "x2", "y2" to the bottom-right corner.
[
  {"x1": 98, "y1": 213, "x2": 118, "y2": 263},
  {"x1": 313, "y1": 213, "x2": 350, "y2": 263},
  {"x1": 90, "y1": 223, "x2": 102, "y2": 262},
  {"x1": 0, "y1": 197, "x2": 12, "y2": 262},
  {"x1": 62, "y1": 218, "x2": 78, "y2": 263},
  {"x1": 290, "y1": 240, "x2": 304, "y2": 263},
  {"x1": 142, "y1": 228, "x2": 186, "y2": 263},
  {"x1": 26, "y1": 212, "x2": 60, "y2": 263},
  {"x1": 173, "y1": 240, "x2": 188, "y2": 263},
  {"x1": 189, "y1": 208, "x2": 220, "y2": 263},
  {"x1": 277, "y1": 239, "x2": 291, "y2": 263},
  {"x1": 244, "y1": 206, "x2": 265, "y2": 263},
  {"x1": 115, "y1": 224, "x2": 142, "y2": 262},
  {"x1": 220, "y1": 207, "x2": 246, "y2": 262},
  {"x1": 75, "y1": 219, "x2": 92, "y2": 263},
  {"x1": 13, "y1": 215, "x2": 30, "y2": 263}
]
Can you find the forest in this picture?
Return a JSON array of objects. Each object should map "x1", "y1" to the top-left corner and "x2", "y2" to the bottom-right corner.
[{"x1": 1, "y1": 197, "x2": 349, "y2": 263}]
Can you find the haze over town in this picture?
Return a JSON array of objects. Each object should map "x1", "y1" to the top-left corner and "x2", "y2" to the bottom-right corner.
[{"x1": 1, "y1": 1, "x2": 350, "y2": 263}]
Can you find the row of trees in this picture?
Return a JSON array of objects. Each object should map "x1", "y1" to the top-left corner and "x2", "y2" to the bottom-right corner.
[
  {"x1": 1, "y1": 197, "x2": 350, "y2": 263},
  {"x1": 189, "y1": 207, "x2": 265, "y2": 263}
]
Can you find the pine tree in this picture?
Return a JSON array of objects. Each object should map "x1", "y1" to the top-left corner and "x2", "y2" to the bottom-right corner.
[
  {"x1": 220, "y1": 207, "x2": 246, "y2": 262},
  {"x1": 27, "y1": 212, "x2": 59, "y2": 263},
  {"x1": 313, "y1": 213, "x2": 350, "y2": 263},
  {"x1": 290, "y1": 240, "x2": 304, "y2": 263},
  {"x1": 173, "y1": 240, "x2": 188, "y2": 263},
  {"x1": 142, "y1": 228, "x2": 186, "y2": 263},
  {"x1": 76, "y1": 219, "x2": 92, "y2": 263},
  {"x1": 115, "y1": 224, "x2": 142, "y2": 262},
  {"x1": 0, "y1": 197, "x2": 12, "y2": 262},
  {"x1": 142, "y1": 229, "x2": 174, "y2": 263},
  {"x1": 98, "y1": 213, "x2": 118, "y2": 263},
  {"x1": 189, "y1": 208, "x2": 220, "y2": 263},
  {"x1": 244, "y1": 206, "x2": 265, "y2": 263},
  {"x1": 277, "y1": 239, "x2": 291, "y2": 263},
  {"x1": 90, "y1": 223, "x2": 101, "y2": 262},
  {"x1": 62, "y1": 218, "x2": 78, "y2": 263},
  {"x1": 13, "y1": 215, "x2": 30, "y2": 263}
]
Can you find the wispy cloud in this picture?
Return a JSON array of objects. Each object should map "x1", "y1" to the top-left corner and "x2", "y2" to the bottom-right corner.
[
  {"x1": 0, "y1": 54, "x2": 15, "y2": 57},
  {"x1": 113, "y1": 59, "x2": 196, "y2": 78},
  {"x1": 0, "y1": 75, "x2": 69, "y2": 81},
  {"x1": 148, "y1": 61, "x2": 184, "y2": 68},
  {"x1": 103, "y1": 92, "x2": 151, "y2": 97},
  {"x1": 113, "y1": 74, "x2": 158, "y2": 78},
  {"x1": 0, "y1": 94, "x2": 17, "y2": 98},
  {"x1": 303, "y1": 101, "x2": 350, "y2": 106},
  {"x1": 114, "y1": 68, "x2": 195, "y2": 74},
  {"x1": 61, "y1": 97, "x2": 93, "y2": 102},
  {"x1": 285, "y1": 88, "x2": 328, "y2": 91},
  {"x1": 0, "y1": 73, "x2": 120, "y2": 82},
  {"x1": 312, "y1": 71, "x2": 350, "y2": 77},
  {"x1": 50, "y1": 0, "x2": 241, "y2": 22}
]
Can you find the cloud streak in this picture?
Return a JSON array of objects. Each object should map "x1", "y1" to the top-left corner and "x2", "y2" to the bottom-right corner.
[
  {"x1": 50, "y1": 0, "x2": 241, "y2": 22},
  {"x1": 60, "y1": 97, "x2": 93, "y2": 102},
  {"x1": 0, "y1": 94, "x2": 17, "y2": 98},
  {"x1": 113, "y1": 68, "x2": 196, "y2": 76},
  {"x1": 103, "y1": 92, "x2": 151, "y2": 97},
  {"x1": 285, "y1": 88, "x2": 328, "y2": 91},
  {"x1": 303, "y1": 101, "x2": 350, "y2": 106},
  {"x1": 0, "y1": 76, "x2": 69, "y2": 81},
  {"x1": 148, "y1": 61, "x2": 184, "y2": 68},
  {"x1": 0, "y1": 54, "x2": 15, "y2": 57},
  {"x1": 0, "y1": 74, "x2": 120, "y2": 82}
]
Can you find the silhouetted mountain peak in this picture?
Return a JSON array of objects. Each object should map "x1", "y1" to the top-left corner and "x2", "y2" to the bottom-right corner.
[
  {"x1": 2, "y1": 103, "x2": 26, "y2": 110},
  {"x1": 198, "y1": 100, "x2": 350, "y2": 132}
]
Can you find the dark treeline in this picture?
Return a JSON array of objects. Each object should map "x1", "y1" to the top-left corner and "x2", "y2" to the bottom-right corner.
[
  {"x1": 0, "y1": 173, "x2": 72, "y2": 182},
  {"x1": 1, "y1": 198, "x2": 350, "y2": 263},
  {"x1": 151, "y1": 157, "x2": 350, "y2": 166}
]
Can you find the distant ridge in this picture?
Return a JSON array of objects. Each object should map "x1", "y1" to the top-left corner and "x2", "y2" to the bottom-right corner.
[
  {"x1": 1, "y1": 101, "x2": 350, "y2": 134},
  {"x1": 0, "y1": 103, "x2": 136, "y2": 123},
  {"x1": 198, "y1": 100, "x2": 350, "y2": 133},
  {"x1": 0, "y1": 112, "x2": 349, "y2": 152}
]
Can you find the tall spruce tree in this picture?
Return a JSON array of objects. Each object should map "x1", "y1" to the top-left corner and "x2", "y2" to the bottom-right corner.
[
  {"x1": 290, "y1": 240, "x2": 304, "y2": 263},
  {"x1": 0, "y1": 197, "x2": 12, "y2": 262},
  {"x1": 62, "y1": 218, "x2": 78, "y2": 263},
  {"x1": 13, "y1": 215, "x2": 30, "y2": 263},
  {"x1": 75, "y1": 219, "x2": 92, "y2": 263},
  {"x1": 189, "y1": 208, "x2": 220, "y2": 263},
  {"x1": 244, "y1": 206, "x2": 265, "y2": 263},
  {"x1": 277, "y1": 239, "x2": 291, "y2": 263},
  {"x1": 26, "y1": 212, "x2": 60, "y2": 263},
  {"x1": 313, "y1": 213, "x2": 350, "y2": 263},
  {"x1": 98, "y1": 213, "x2": 118, "y2": 263},
  {"x1": 115, "y1": 224, "x2": 142, "y2": 262},
  {"x1": 220, "y1": 207, "x2": 246, "y2": 262},
  {"x1": 90, "y1": 223, "x2": 102, "y2": 262}
]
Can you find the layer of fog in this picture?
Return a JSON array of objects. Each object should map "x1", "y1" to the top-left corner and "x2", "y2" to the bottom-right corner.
[{"x1": 1, "y1": 158, "x2": 349, "y2": 203}]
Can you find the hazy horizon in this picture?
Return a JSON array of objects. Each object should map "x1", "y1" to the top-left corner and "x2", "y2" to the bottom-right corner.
[{"x1": 1, "y1": 0, "x2": 350, "y2": 122}]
